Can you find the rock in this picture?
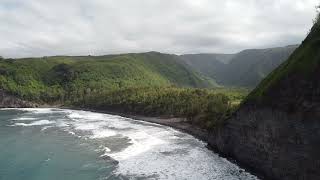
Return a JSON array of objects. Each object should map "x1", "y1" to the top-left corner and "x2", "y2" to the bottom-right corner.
[
  {"x1": 208, "y1": 106, "x2": 320, "y2": 180},
  {"x1": 0, "y1": 90, "x2": 37, "y2": 108}
]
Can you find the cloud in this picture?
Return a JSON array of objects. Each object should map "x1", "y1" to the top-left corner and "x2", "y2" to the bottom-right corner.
[{"x1": 0, "y1": 0, "x2": 318, "y2": 58}]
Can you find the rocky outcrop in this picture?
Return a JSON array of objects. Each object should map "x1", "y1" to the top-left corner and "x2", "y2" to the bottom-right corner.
[
  {"x1": 208, "y1": 106, "x2": 320, "y2": 180},
  {"x1": 0, "y1": 90, "x2": 37, "y2": 108}
]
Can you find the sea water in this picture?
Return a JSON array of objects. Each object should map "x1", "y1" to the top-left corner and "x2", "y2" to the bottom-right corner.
[{"x1": 0, "y1": 108, "x2": 258, "y2": 180}]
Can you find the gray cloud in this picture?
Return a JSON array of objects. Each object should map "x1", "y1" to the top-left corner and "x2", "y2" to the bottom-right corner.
[{"x1": 0, "y1": 0, "x2": 318, "y2": 58}]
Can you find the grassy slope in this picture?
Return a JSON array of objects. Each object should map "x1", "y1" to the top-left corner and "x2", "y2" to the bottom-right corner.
[
  {"x1": 0, "y1": 52, "x2": 214, "y2": 103},
  {"x1": 246, "y1": 21, "x2": 320, "y2": 104}
]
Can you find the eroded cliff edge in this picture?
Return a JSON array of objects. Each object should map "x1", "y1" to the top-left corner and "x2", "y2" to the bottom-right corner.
[
  {"x1": 208, "y1": 22, "x2": 320, "y2": 180},
  {"x1": 0, "y1": 90, "x2": 36, "y2": 108}
]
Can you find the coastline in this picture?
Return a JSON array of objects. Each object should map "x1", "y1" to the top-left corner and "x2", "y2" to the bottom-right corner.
[
  {"x1": 63, "y1": 107, "x2": 266, "y2": 180},
  {"x1": 0, "y1": 98, "x2": 265, "y2": 179},
  {"x1": 64, "y1": 107, "x2": 209, "y2": 142}
]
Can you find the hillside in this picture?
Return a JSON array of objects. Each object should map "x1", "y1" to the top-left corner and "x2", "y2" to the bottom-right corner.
[
  {"x1": 0, "y1": 52, "x2": 247, "y2": 131},
  {"x1": 181, "y1": 53, "x2": 235, "y2": 64},
  {"x1": 208, "y1": 19, "x2": 320, "y2": 180},
  {"x1": 180, "y1": 45, "x2": 298, "y2": 88},
  {"x1": 0, "y1": 52, "x2": 214, "y2": 103},
  {"x1": 180, "y1": 54, "x2": 232, "y2": 82},
  {"x1": 223, "y1": 45, "x2": 298, "y2": 87}
]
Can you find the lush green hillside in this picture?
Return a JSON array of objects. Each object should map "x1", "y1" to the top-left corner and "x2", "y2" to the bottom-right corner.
[
  {"x1": 180, "y1": 45, "x2": 298, "y2": 88},
  {"x1": 222, "y1": 45, "x2": 298, "y2": 87},
  {"x1": 247, "y1": 20, "x2": 320, "y2": 107},
  {"x1": 0, "y1": 52, "x2": 215, "y2": 103},
  {"x1": 179, "y1": 54, "x2": 231, "y2": 84}
]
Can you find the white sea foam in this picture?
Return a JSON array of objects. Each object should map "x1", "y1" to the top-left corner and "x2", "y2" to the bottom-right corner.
[
  {"x1": 67, "y1": 112, "x2": 84, "y2": 119},
  {"x1": 106, "y1": 130, "x2": 166, "y2": 160},
  {"x1": 104, "y1": 147, "x2": 111, "y2": 153},
  {"x1": 67, "y1": 131, "x2": 76, "y2": 135},
  {"x1": 74, "y1": 122, "x2": 106, "y2": 131},
  {"x1": 67, "y1": 111, "x2": 106, "y2": 121},
  {"x1": 14, "y1": 120, "x2": 55, "y2": 127},
  {"x1": 41, "y1": 126, "x2": 53, "y2": 131},
  {"x1": 12, "y1": 117, "x2": 37, "y2": 121},
  {"x1": 56, "y1": 120, "x2": 69, "y2": 127},
  {"x1": 91, "y1": 130, "x2": 117, "y2": 138},
  {"x1": 20, "y1": 108, "x2": 55, "y2": 114}
]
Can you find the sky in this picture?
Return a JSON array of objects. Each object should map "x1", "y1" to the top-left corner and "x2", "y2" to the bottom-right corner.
[{"x1": 0, "y1": 0, "x2": 318, "y2": 58}]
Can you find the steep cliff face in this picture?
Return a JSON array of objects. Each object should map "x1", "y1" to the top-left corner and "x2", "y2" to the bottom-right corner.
[
  {"x1": 208, "y1": 22, "x2": 320, "y2": 179},
  {"x1": 209, "y1": 107, "x2": 320, "y2": 180},
  {"x1": 0, "y1": 90, "x2": 36, "y2": 108}
]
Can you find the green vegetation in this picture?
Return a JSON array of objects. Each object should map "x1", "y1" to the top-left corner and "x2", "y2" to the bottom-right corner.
[
  {"x1": 180, "y1": 45, "x2": 298, "y2": 88},
  {"x1": 0, "y1": 52, "x2": 248, "y2": 129},
  {"x1": 0, "y1": 52, "x2": 214, "y2": 103},
  {"x1": 77, "y1": 87, "x2": 245, "y2": 129},
  {"x1": 246, "y1": 11, "x2": 320, "y2": 103}
]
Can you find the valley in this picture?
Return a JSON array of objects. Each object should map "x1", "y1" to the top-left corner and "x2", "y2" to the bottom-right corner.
[{"x1": 0, "y1": 6, "x2": 318, "y2": 180}]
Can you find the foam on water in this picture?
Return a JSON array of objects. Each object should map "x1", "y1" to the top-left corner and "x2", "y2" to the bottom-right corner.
[
  {"x1": 107, "y1": 130, "x2": 166, "y2": 160},
  {"x1": 12, "y1": 117, "x2": 37, "y2": 121},
  {"x1": 41, "y1": 126, "x2": 53, "y2": 131},
  {"x1": 13, "y1": 120, "x2": 55, "y2": 127},
  {"x1": 3, "y1": 108, "x2": 259, "y2": 180},
  {"x1": 63, "y1": 110, "x2": 167, "y2": 160},
  {"x1": 18, "y1": 108, "x2": 56, "y2": 114},
  {"x1": 91, "y1": 130, "x2": 117, "y2": 139}
]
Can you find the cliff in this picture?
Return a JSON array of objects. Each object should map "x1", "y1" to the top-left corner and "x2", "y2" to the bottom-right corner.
[
  {"x1": 208, "y1": 21, "x2": 320, "y2": 179},
  {"x1": 0, "y1": 90, "x2": 37, "y2": 108}
]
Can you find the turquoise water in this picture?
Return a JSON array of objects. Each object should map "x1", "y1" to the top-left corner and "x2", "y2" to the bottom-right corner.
[{"x1": 0, "y1": 108, "x2": 258, "y2": 180}]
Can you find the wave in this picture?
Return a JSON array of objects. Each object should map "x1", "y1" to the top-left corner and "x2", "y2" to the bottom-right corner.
[
  {"x1": 12, "y1": 117, "x2": 37, "y2": 121},
  {"x1": 106, "y1": 130, "x2": 166, "y2": 160},
  {"x1": 91, "y1": 130, "x2": 117, "y2": 139},
  {"x1": 13, "y1": 120, "x2": 55, "y2": 127}
]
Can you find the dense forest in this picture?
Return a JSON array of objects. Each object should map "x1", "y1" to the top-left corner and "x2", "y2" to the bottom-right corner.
[
  {"x1": 0, "y1": 52, "x2": 214, "y2": 102},
  {"x1": 76, "y1": 87, "x2": 246, "y2": 129}
]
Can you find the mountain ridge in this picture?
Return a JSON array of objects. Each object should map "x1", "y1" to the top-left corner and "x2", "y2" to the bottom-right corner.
[
  {"x1": 208, "y1": 19, "x2": 320, "y2": 180},
  {"x1": 180, "y1": 44, "x2": 299, "y2": 88}
]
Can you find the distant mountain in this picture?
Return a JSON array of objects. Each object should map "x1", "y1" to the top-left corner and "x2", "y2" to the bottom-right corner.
[
  {"x1": 181, "y1": 53, "x2": 235, "y2": 64},
  {"x1": 209, "y1": 20, "x2": 320, "y2": 180},
  {"x1": 0, "y1": 52, "x2": 215, "y2": 103},
  {"x1": 180, "y1": 54, "x2": 234, "y2": 81},
  {"x1": 180, "y1": 45, "x2": 299, "y2": 88}
]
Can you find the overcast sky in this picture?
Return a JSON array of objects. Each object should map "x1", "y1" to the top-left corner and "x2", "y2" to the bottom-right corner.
[{"x1": 0, "y1": 0, "x2": 318, "y2": 58}]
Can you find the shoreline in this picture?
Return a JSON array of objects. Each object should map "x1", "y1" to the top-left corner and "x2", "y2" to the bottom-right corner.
[
  {"x1": 1, "y1": 104, "x2": 266, "y2": 179},
  {"x1": 64, "y1": 107, "x2": 266, "y2": 180},
  {"x1": 64, "y1": 107, "x2": 209, "y2": 142}
]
